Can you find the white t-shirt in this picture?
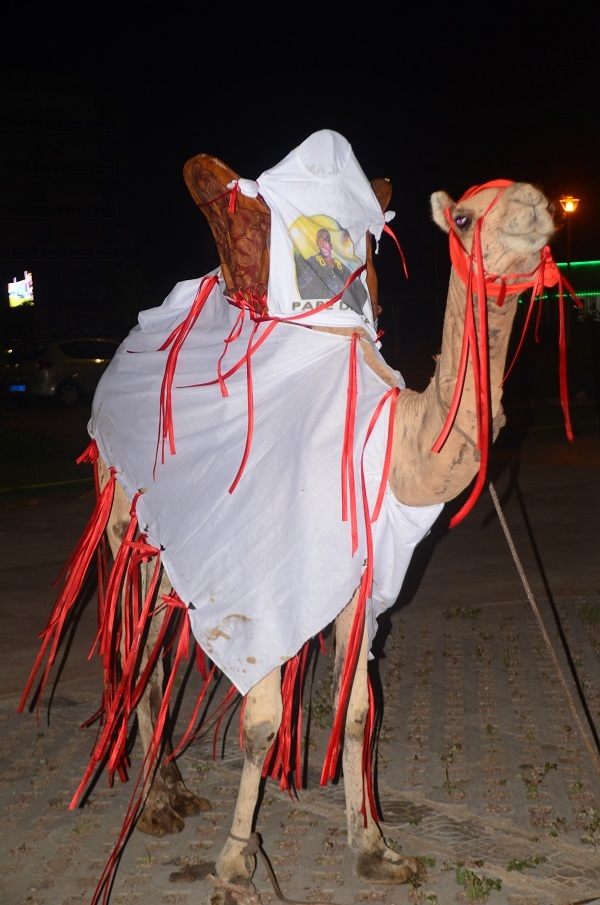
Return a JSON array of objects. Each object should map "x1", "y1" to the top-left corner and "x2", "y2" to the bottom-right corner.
[{"x1": 234, "y1": 130, "x2": 391, "y2": 340}]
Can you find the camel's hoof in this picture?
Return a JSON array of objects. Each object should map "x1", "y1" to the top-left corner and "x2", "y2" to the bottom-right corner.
[
  {"x1": 137, "y1": 802, "x2": 185, "y2": 837},
  {"x1": 206, "y1": 873, "x2": 260, "y2": 905},
  {"x1": 137, "y1": 778, "x2": 211, "y2": 835},
  {"x1": 160, "y1": 760, "x2": 213, "y2": 816},
  {"x1": 170, "y1": 785, "x2": 212, "y2": 817},
  {"x1": 355, "y1": 847, "x2": 426, "y2": 885}
]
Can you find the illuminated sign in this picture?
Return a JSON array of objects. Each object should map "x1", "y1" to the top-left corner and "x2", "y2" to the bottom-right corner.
[{"x1": 8, "y1": 271, "x2": 34, "y2": 308}]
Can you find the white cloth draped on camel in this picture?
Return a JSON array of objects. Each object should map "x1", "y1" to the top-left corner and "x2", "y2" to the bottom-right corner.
[{"x1": 89, "y1": 274, "x2": 442, "y2": 695}]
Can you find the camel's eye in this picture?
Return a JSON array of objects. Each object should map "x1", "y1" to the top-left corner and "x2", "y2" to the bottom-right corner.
[{"x1": 453, "y1": 212, "x2": 471, "y2": 231}]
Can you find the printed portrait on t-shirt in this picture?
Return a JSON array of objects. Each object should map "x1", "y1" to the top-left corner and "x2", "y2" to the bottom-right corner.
[{"x1": 290, "y1": 215, "x2": 368, "y2": 316}]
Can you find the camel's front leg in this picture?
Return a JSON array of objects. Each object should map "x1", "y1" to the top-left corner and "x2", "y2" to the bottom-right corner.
[
  {"x1": 215, "y1": 666, "x2": 283, "y2": 887},
  {"x1": 334, "y1": 593, "x2": 425, "y2": 884}
]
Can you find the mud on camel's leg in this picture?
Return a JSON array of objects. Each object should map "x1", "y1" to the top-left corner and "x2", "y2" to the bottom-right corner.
[
  {"x1": 334, "y1": 591, "x2": 425, "y2": 884},
  {"x1": 98, "y1": 456, "x2": 211, "y2": 837},
  {"x1": 215, "y1": 666, "x2": 283, "y2": 886}
]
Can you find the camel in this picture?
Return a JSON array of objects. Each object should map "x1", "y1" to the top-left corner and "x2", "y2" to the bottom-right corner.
[{"x1": 20, "y1": 132, "x2": 564, "y2": 904}]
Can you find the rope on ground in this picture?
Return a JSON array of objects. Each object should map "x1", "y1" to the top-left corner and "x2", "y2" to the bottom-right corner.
[
  {"x1": 435, "y1": 364, "x2": 599, "y2": 775},
  {"x1": 487, "y1": 479, "x2": 600, "y2": 777}
]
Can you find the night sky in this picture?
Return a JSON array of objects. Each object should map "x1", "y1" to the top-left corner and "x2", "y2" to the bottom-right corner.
[{"x1": 6, "y1": 9, "x2": 599, "y2": 305}]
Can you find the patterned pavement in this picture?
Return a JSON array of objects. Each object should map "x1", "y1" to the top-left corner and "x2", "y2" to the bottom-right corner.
[{"x1": 1, "y1": 436, "x2": 599, "y2": 905}]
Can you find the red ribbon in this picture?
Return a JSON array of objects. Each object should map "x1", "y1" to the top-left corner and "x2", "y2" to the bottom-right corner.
[{"x1": 437, "y1": 183, "x2": 583, "y2": 527}]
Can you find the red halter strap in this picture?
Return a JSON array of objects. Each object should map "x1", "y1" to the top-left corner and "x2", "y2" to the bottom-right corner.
[{"x1": 438, "y1": 181, "x2": 581, "y2": 528}]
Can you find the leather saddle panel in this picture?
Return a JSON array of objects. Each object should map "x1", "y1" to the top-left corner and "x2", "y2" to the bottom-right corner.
[{"x1": 184, "y1": 154, "x2": 271, "y2": 300}]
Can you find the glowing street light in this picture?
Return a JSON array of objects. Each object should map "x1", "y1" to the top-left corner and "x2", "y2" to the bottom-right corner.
[
  {"x1": 559, "y1": 195, "x2": 580, "y2": 272},
  {"x1": 559, "y1": 195, "x2": 580, "y2": 215}
]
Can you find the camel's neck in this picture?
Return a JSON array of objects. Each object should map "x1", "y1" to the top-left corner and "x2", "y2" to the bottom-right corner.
[
  {"x1": 436, "y1": 269, "x2": 519, "y2": 420},
  {"x1": 389, "y1": 268, "x2": 519, "y2": 507}
]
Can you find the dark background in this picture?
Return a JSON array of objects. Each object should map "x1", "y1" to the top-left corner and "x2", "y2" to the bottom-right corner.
[
  {"x1": 1, "y1": 8, "x2": 599, "y2": 503},
  {"x1": 1, "y1": 8, "x2": 599, "y2": 361}
]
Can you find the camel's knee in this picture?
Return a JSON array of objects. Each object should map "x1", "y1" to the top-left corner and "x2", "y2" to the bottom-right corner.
[
  {"x1": 242, "y1": 716, "x2": 281, "y2": 765},
  {"x1": 333, "y1": 622, "x2": 370, "y2": 744},
  {"x1": 345, "y1": 692, "x2": 369, "y2": 743},
  {"x1": 242, "y1": 668, "x2": 282, "y2": 764}
]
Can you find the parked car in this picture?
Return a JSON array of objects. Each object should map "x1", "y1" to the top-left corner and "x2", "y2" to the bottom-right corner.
[{"x1": 1, "y1": 336, "x2": 121, "y2": 407}]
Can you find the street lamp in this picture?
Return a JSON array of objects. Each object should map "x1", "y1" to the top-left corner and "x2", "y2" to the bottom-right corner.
[
  {"x1": 559, "y1": 195, "x2": 580, "y2": 344},
  {"x1": 559, "y1": 195, "x2": 580, "y2": 273}
]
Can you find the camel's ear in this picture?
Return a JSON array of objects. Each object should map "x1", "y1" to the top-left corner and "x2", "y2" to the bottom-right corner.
[
  {"x1": 431, "y1": 190, "x2": 453, "y2": 234},
  {"x1": 366, "y1": 177, "x2": 392, "y2": 317},
  {"x1": 183, "y1": 154, "x2": 271, "y2": 298}
]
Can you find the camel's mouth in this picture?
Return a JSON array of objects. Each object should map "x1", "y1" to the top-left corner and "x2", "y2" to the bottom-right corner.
[{"x1": 500, "y1": 225, "x2": 553, "y2": 255}]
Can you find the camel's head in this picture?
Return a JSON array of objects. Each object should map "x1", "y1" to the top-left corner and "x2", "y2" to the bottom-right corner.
[{"x1": 431, "y1": 181, "x2": 556, "y2": 287}]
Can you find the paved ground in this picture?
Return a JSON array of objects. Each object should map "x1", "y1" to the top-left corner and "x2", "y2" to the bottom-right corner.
[{"x1": 1, "y1": 428, "x2": 599, "y2": 905}]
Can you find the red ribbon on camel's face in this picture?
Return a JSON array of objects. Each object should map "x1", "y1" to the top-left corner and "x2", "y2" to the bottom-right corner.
[
  {"x1": 448, "y1": 180, "x2": 564, "y2": 299},
  {"x1": 438, "y1": 180, "x2": 582, "y2": 527}
]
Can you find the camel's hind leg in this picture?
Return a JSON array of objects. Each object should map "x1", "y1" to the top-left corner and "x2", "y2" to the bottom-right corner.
[
  {"x1": 214, "y1": 666, "x2": 283, "y2": 888},
  {"x1": 334, "y1": 591, "x2": 425, "y2": 884},
  {"x1": 134, "y1": 566, "x2": 211, "y2": 836},
  {"x1": 98, "y1": 455, "x2": 211, "y2": 837}
]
